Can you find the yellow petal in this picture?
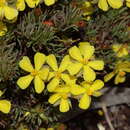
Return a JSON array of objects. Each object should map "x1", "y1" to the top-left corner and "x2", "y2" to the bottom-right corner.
[
  {"x1": 98, "y1": 0, "x2": 108, "y2": 11},
  {"x1": 112, "y1": 44, "x2": 121, "y2": 52},
  {"x1": 79, "y1": 43, "x2": 95, "y2": 60},
  {"x1": 126, "y1": 2, "x2": 130, "y2": 7},
  {"x1": 79, "y1": 94, "x2": 91, "y2": 110},
  {"x1": 116, "y1": 51, "x2": 123, "y2": 57},
  {"x1": 104, "y1": 71, "x2": 115, "y2": 82},
  {"x1": 55, "y1": 86, "x2": 70, "y2": 93},
  {"x1": 35, "y1": 0, "x2": 40, "y2": 6},
  {"x1": 88, "y1": 60, "x2": 104, "y2": 70},
  {"x1": 19, "y1": 56, "x2": 34, "y2": 72},
  {"x1": 123, "y1": 68, "x2": 130, "y2": 73},
  {"x1": 91, "y1": 80, "x2": 104, "y2": 91},
  {"x1": 47, "y1": 78, "x2": 59, "y2": 92},
  {"x1": 61, "y1": 74, "x2": 76, "y2": 85},
  {"x1": 122, "y1": 48, "x2": 128, "y2": 56},
  {"x1": 79, "y1": 42, "x2": 90, "y2": 46},
  {"x1": 115, "y1": 74, "x2": 126, "y2": 84},
  {"x1": 118, "y1": 61, "x2": 130, "y2": 70},
  {"x1": 59, "y1": 55, "x2": 70, "y2": 72},
  {"x1": 47, "y1": 72, "x2": 55, "y2": 81},
  {"x1": 0, "y1": 100, "x2": 11, "y2": 114},
  {"x1": 92, "y1": 91, "x2": 102, "y2": 97},
  {"x1": 4, "y1": 6, "x2": 18, "y2": 20},
  {"x1": 59, "y1": 98, "x2": 70, "y2": 112},
  {"x1": 67, "y1": 62, "x2": 82, "y2": 75},
  {"x1": 44, "y1": 0, "x2": 55, "y2": 6},
  {"x1": 16, "y1": 0, "x2": 25, "y2": 11},
  {"x1": 38, "y1": 67, "x2": 49, "y2": 81},
  {"x1": 83, "y1": 65, "x2": 96, "y2": 82},
  {"x1": 25, "y1": 0, "x2": 35, "y2": 8},
  {"x1": 34, "y1": 75, "x2": 45, "y2": 94},
  {"x1": 98, "y1": 0, "x2": 109, "y2": 11},
  {"x1": 34, "y1": 52, "x2": 46, "y2": 71},
  {"x1": 61, "y1": 74, "x2": 71, "y2": 84},
  {"x1": 0, "y1": 22, "x2": 7, "y2": 36},
  {"x1": 47, "y1": 128, "x2": 54, "y2": 130},
  {"x1": 71, "y1": 85, "x2": 85, "y2": 95},
  {"x1": 107, "y1": 0, "x2": 123, "y2": 9},
  {"x1": 0, "y1": 90, "x2": 4, "y2": 97},
  {"x1": 48, "y1": 93, "x2": 61, "y2": 104},
  {"x1": 82, "y1": 2, "x2": 94, "y2": 16},
  {"x1": 115, "y1": 47, "x2": 128, "y2": 57},
  {"x1": 69, "y1": 46, "x2": 82, "y2": 61},
  {"x1": 25, "y1": 0, "x2": 40, "y2": 8},
  {"x1": 0, "y1": 7, "x2": 4, "y2": 20},
  {"x1": 81, "y1": 81, "x2": 91, "y2": 89},
  {"x1": 17, "y1": 75, "x2": 33, "y2": 89},
  {"x1": 46, "y1": 54, "x2": 58, "y2": 71}
]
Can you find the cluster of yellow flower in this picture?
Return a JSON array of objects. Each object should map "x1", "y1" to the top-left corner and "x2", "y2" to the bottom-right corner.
[
  {"x1": 1, "y1": 0, "x2": 130, "y2": 36},
  {"x1": 0, "y1": 0, "x2": 57, "y2": 114},
  {"x1": 1, "y1": 0, "x2": 130, "y2": 115},
  {"x1": 80, "y1": 0, "x2": 130, "y2": 17},
  {"x1": 104, "y1": 44, "x2": 130, "y2": 84},
  {"x1": 75, "y1": 0, "x2": 130, "y2": 21},
  {"x1": 1, "y1": 42, "x2": 129, "y2": 114},
  {"x1": 17, "y1": 42, "x2": 104, "y2": 112},
  {"x1": 104, "y1": 61, "x2": 130, "y2": 84},
  {"x1": 0, "y1": 0, "x2": 56, "y2": 36},
  {"x1": 98, "y1": 0, "x2": 130, "y2": 11}
]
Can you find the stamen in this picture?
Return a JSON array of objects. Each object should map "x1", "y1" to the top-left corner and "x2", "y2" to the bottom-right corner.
[{"x1": 31, "y1": 70, "x2": 38, "y2": 76}]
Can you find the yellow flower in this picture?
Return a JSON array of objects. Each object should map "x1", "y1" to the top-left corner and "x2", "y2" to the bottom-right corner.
[
  {"x1": 24, "y1": 111, "x2": 31, "y2": 117},
  {"x1": 98, "y1": 0, "x2": 123, "y2": 11},
  {"x1": 17, "y1": 52, "x2": 49, "y2": 94},
  {"x1": 48, "y1": 74, "x2": 80, "y2": 113},
  {"x1": 97, "y1": 110, "x2": 104, "y2": 116},
  {"x1": 61, "y1": 74, "x2": 83, "y2": 94},
  {"x1": 126, "y1": 0, "x2": 130, "y2": 7},
  {"x1": 47, "y1": 128, "x2": 54, "y2": 130},
  {"x1": 0, "y1": 90, "x2": 4, "y2": 97},
  {"x1": 46, "y1": 54, "x2": 70, "y2": 92},
  {"x1": 112, "y1": 44, "x2": 129, "y2": 57},
  {"x1": 104, "y1": 61, "x2": 130, "y2": 84},
  {"x1": 44, "y1": 0, "x2": 56, "y2": 6},
  {"x1": 48, "y1": 85, "x2": 71, "y2": 112},
  {"x1": 16, "y1": 0, "x2": 40, "y2": 11},
  {"x1": 71, "y1": 80, "x2": 104, "y2": 110},
  {"x1": 68, "y1": 42, "x2": 104, "y2": 82},
  {"x1": 0, "y1": 21, "x2": 7, "y2": 36},
  {"x1": 81, "y1": 1, "x2": 94, "y2": 16},
  {"x1": 0, "y1": 0, "x2": 18, "y2": 20},
  {"x1": 0, "y1": 100, "x2": 11, "y2": 114},
  {"x1": 0, "y1": 91, "x2": 11, "y2": 114}
]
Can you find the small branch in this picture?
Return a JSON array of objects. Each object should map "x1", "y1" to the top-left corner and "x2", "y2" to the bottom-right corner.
[{"x1": 102, "y1": 103, "x2": 115, "y2": 130}]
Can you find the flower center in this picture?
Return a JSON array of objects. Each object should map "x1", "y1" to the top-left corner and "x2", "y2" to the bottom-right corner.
[
  {"x1": 55, "y1": 71, "x2": 61, "y2": 79},
  {"x1": 31, "y1": 70, "x2": 38, "y2": 76},
  {"x1": 119, "y1": 71, "x2": 126, "y2": 77},
  {"x1": 61, "y1": 93, "x2": 68, "y2": 99},
  {"x1": 86, "y1": 88, "x2": 93, "y2": 96},
  {"x1": 80, "y1": 58, "x2": 88, "y2": 65}
]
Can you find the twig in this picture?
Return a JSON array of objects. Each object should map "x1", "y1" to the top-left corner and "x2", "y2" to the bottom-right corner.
[{"x1": 102, "y1": 103, "x2": 115, "y2": 130}]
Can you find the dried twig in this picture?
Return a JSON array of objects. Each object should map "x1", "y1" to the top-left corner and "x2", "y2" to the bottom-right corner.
[{"x1": 102, "y1": 103, "x2": 115, "y2": 130}]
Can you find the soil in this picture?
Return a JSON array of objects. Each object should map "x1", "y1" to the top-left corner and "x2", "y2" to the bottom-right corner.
[{"x1": 64, "y1": 105, "x2": 130, "y2": 130}]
